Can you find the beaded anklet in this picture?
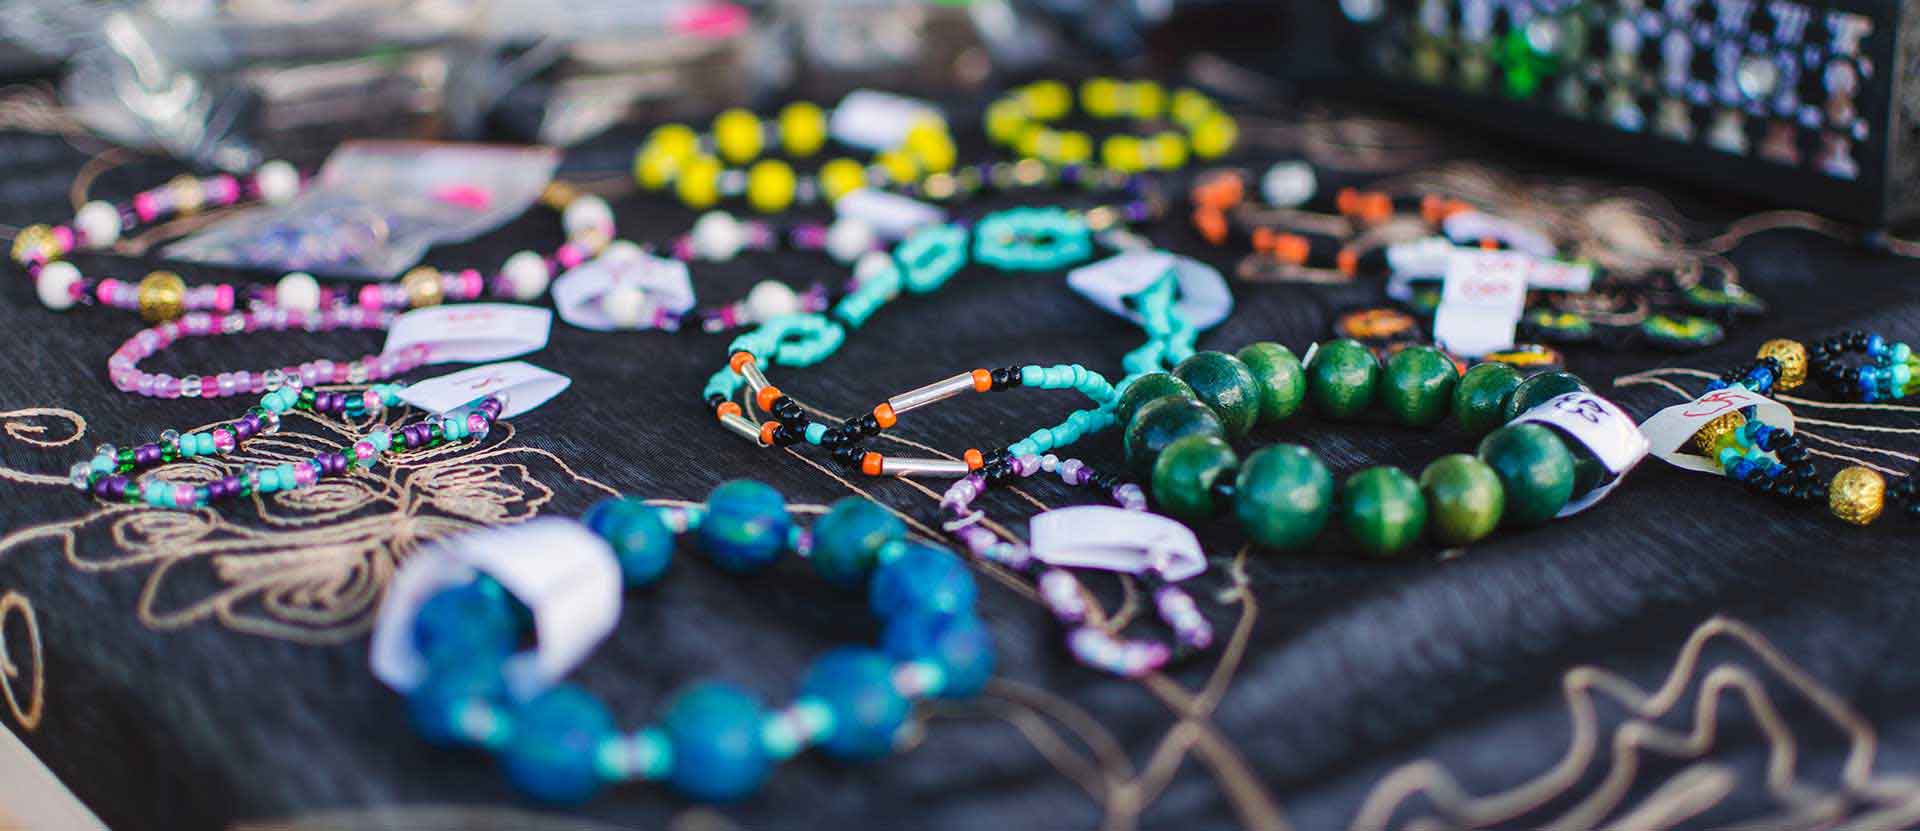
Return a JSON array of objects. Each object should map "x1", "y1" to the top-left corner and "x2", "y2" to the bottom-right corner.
[
  {"x1": 986, "y1": 79, "x2": 1238, "y2": 173},
  {"x1": 399, "y1": 482, "x2": 992, "y2": 804}
]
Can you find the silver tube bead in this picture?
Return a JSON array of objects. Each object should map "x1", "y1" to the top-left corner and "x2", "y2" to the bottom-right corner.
[
  {"x1": 887, "y1": 373, "x2": 978, "y2": 416},
  {"x1": 880, "y1": 456, "x2": 972, "y2": 478},
  {"x1": 737, "y1": 360, "x2": 772, "y2": 394},
  {"x1": 719, "y1": 413, "x2": 763, "y2": 444}
]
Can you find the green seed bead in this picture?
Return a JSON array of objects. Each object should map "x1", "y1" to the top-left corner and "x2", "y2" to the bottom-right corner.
[
  {"x1": 1232, "y1": 444, "x2": 1333, "y2": 551},
  {"x1": 1173, "y1": 351, "x2": 1261, "y2": 439},
  {"x1": 1152, "y1": 434, "x2": 1240, "y2": 521},
  {"x1": 1476, "y1": 423, "x2": 1575, "y2": 528},
  {"x1": 1454, "y1": 362, "x2": 1524, "y2": 436},
  {"x1": 1114, "y1": 372, "x2": 1195, "y2": 431},
  {"x1": 1124, "y1": 395, "x2": 1226, "y2": 477},
  {"x1": 1235, "y1": 342, "x2": 1306, "y2": 425},
  {"x1": 1305, "y1": 339, "x2": 1379, "y2": 420},
  {"x1": 1502, "y1": 370, "x2": 1590, "y2": 422},
  {"x1": 1380, "y1": 346, "x2": 1459, "y2": 427},
  {"x1": 1339, "y1": 466, "x2": 1428, "y2": 558},
  {"x1": 1418, "y1": 454, "x2": 1505, "y2": 546}
]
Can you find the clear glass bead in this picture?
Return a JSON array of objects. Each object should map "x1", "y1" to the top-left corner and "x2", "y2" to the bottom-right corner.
[
  {"x1": 180, "y1": 375, "x2": 202, "y2": 398},
  {"x1": 159, "y1": 429, "x2": 181, "y2": 446},
  {"x1": 259, "y1": 410, "x2": 281, "y2": 434},
  {"x1": 68, "y1": 461, "x2": 91, "y2": 490},
  {"x1": 95, "y1": 443, "x2": 116, "y2": 459},
  {"x1": 263, "y1": 369, "x2": 285, "y2": 391}
]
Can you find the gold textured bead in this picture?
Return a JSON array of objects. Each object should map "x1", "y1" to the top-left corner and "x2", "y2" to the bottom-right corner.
[
  {"x1": 1756, "y1": 338, "x2": 1809, "y2": 392},
  {"x1": 137, "y1": 270, "x2": 187, "y2": 322},
  {"x1": 1828, "y1": 466, "x2": 1886, "y2": 526},
  {"x1": 11, "y1": 224, "x2": 54, "y2": 264},
  {"x1": 1687, "y1": 410, "x2": 1746, "y2": 456},
  {"x1": 402, "y1": 267, "x2": 444, "y2": 308}
]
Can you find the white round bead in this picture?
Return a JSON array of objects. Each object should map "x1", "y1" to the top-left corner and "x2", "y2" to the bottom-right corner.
[
  {"x1": 745, "y1": 280, "x2": 801, "y2": 319},
  {"x1": 75, "y1": 201, "x2": 122, "y2": 248},
  {"x1": 276, "y1": 272, "x2": 321, "y2": 311},
  {"x1": 562, "y1": 196, "x2": 615, "y2": 241},
  {"x1": 501, "y1": 251, "x2": 550, "y2": 301},
  {"x1": 824, "y1": 217, "x2": 877, "y2": 265},
  {"x1": 256, "y1": 160, "x2": 300, "y2": 205},
  {"x1": 853, "y1": 250, "x2": 896, "y2": 287},
  {"x1": 691, "y1": 211, "x2": 745, "y2": 261},
  {"x1": 601, "y1": 281, "x2": 650, "y2": 328},
  {"x1": 36, "y1": 261, "x2": 79, "y2": 310},
  {"x1": 1261, "y1": 161, "x2": 1317, "y2": 208}
]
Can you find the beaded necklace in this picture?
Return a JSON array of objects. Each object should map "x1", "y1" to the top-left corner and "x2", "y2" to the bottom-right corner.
[
  {"x1": 985, "y1": 79, "x2": 1239, "y2": 174},
  {"x1": 396, "y1": 482, "x2": 993, "y2": 804}
]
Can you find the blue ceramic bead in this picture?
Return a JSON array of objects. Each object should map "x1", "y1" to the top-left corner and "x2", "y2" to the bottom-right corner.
[
  {"x1": 799, "y1": 647, "x2": 909, "y2": 760},
  {"x1": 501, "y1": 685, "x2": 615, "y2": 804},
  {"x1": 407, "y1": 652, "x2": 507, "y2": 746},
  {"x1": 696, "y1": 480, "x2": 792, "y2": 573},
  {"x1": 587, "y1": 499, "x2": 676, "y2": 586},
  {"x1": 883, "y1": 610, "x2": 995, "y2": 698},
  {"x1": 662, "y1": 682, "x2": 770, "y2": 802},
  {"x1": 810, "y1": 497, "x2": 905, "y2": 588},
  {"x1": 412, "y1": 580, "x2": 518, "y2": 666},
  {"x1": 869, "y1": 543, "x2": 976, "y2": 621}
]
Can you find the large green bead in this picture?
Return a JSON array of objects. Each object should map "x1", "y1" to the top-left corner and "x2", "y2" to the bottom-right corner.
[
  {"x1": 1476, "y1": 423, "x2": 1575, "y2": 527},
  {"x1": 810, "y1": 496, "x2": 905, "y2": 588},
  {"x1": 1124, "y1": 396, "x2": 1226, "y2": 477},
  {"x1": 1174, "y1": 351, "x2": 1261, "y2": 439},
  {"x1": 1233, "y1": 444, "x2": 1334, "y2": 551},
  {"x1": 1152, "y1": 434, "x2": 1239, "y2": 521},
  {"x1": 1235, "y1": 342, "x2": 1306, "y2": 425},
  {"x1": 1114, "y1": 372, "x2": 1194, "y2": 430},
  {"x1": 1418, "y1": 454, "x2": 1505, "y2": 546},
  {"x1": 1502, "y1": 370, "x2": 1590, "y2": 421},
  {"x1": 1305, "y1": 339, "x2": 1379, "y2": 420},
  {"x1": 1454, "y1": 362, "x2": 1523, "y2": 436},
  {"x1": 1339, "y1": 466, "x2": 1428, "y2": 558},
  {"x1": 1381, "y1": 346, "x2": 1460, "y2": 427}
]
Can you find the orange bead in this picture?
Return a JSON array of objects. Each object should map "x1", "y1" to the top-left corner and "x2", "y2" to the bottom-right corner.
[
  {"x1": 716, "y1": 401, "x2": 742, "y2": 420},
  {"x1": 1440, "y1": 198, "x2": 1472, "y2": 220},
  {"x1": 730, "y1": 351, "x2": 756, "y2": 373},
  {"x1": 755, "y1": 385, "x2": 782, "y2": 411},
  {"x1": 1251, "y1": 226, "x2": 1277, "y2": 253},
  {"x1": 1336, "y1": 248, "x2": 1358, "y2": 276},
  {"x1": 1193, "y1": 207, "x2": 1228, "y2": 245},
  {"x1": 1358, "y1": 192, "x2": 1393, "y2": 225},
  {"x1": 1190, "y1": 171, "x2": 1244, "y2": 211},
  {"x1": 1420, "y1": 194, "x2": 1445, "y2": 225},
  {"x1": 1479, "y1": 237, "x2": 1499, "y2": 250},
  {"x1": 861, "y1": 452, "x2": 884, "y2": 476},
  {"x1": 872, "y1": 402, "x2": 897, "y2": 429},
  {"x1": 1273, "y1": 234, "x2": 1310, "y2": 265},
  {"x1": 971, "y1": 369, "x2": 993, "y2": 392},
  {"x1": 964, "y1": 448, "x2": 984, "y2": 470},
  {"x1": 758, "y1": 421, "x2": 780, "y2": 446},
  {"x1": 1335, "y1": 187, "x2": 1360, "y2": 216}
]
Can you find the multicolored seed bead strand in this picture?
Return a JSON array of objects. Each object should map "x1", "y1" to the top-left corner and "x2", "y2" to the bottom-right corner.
[
  {"x1": 109, "y1": 305, "x2": 426, "y2": 400},
  {"x1": 1807, "y1": 330, "x2": 1917, "y2": 401},
  {"x1": 985, "y1": 79, "x2": 1238, "y2": 173},
  {"x1": 400, "y1": 483, "x2": 992, "y2": 804}
]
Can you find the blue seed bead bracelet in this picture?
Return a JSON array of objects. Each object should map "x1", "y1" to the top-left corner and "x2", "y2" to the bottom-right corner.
[{"x1": 400, "y1": 481, "x2": 994, "y2": 804}]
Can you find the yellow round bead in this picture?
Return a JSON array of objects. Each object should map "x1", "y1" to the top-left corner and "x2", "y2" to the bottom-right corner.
[
  {"x1": 10, "y1": 224, "x2": 54, "y2": 264},
  {"x1": 1171, "y1": 88, "x2": 1216, "y2": 128},
  {"x1": 1191, "y1": 113, "x2": 1238, "y2": 158},
  {"x1": 746, "y1": 159, "x2": 797, "y2": 213},
  {"x1": 905, "y1": 118, "x2": 956, "y2": 173},
  {"x1": 402, "y1": 267, "x2": 444, "y2": 308},
  {"x1": 777, "y1": 101, "x2": 828, "y2": 158},
  {"x1": 1757, "y1": 338, "x2": 1809, "y2": 392},
  {"x1": 675, "y1": 155, "x2": 724, "y2": 209},
  {"x1": 1102, "y1": 135, "x2": 1145, "y2": 173},
  {"x1": 1687, "y1": 410, "x2": 1746, "y2": 456},
  {"x1": 819, "y1": 157, "x2": 867, "y2": 202},
  {"x1": 878, "y1": 149, "x2": 920, "y2": 185},
  {"x1": 633, "y1": 145, "x2": 683, "y2": 190},
  {"x1": 1055, "y1": 131, "x2": 1093, "y2": 165},
  {"x1": 1019, "y1": 81, "x2": 1072, "y2": 121},
  {"x1": 1015, "y1": 125, "x2": 1050, "y2": 161},
  {"x1": 1828, "y1": 466, "x2": 1886, "y2": 526},
  {"x1": 1130, "y1": 80, "x2": 1167, "y2": 119},
  {"x1": 985, "y1": 99, "x2": 1028, "y2": 146},
  {"x1": 712, "y1": 108, "x2": 764, "y2": 165},
  {"x1": 137, "y1": 271, "x2": 187, "y2": 322},
  {"x1": 1149, "y1": 131, "x2": 1189, "y2": 170},
  {"x1": 1081, "y1": 77, "x2": 1123, "y2": 118},
  {"x1": 646, "y1": 123, "x2": 699, "y2": 161}
]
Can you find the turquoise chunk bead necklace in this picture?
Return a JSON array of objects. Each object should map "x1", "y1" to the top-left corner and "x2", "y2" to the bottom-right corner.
[{"x1": 398, "y1": 482, "x2": 994, "y2": 804}]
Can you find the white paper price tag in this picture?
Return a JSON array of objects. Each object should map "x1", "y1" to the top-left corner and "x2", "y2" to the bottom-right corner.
[
  {"x1": 1067, "y1": 250, "x2": 1233, "y2": 331},
  {"x1": 1029, "y1": 506, "x2": 1206, "y2": 581},
  {"x1": 1434, "y1": 249, "x2": 1528, "y2": 357},
  {"x1": 835, "y1": 189, "x2": 946, "y2": 240},
  {"x1": 372, "y1": 519, "x2": 622, "y2": 699},
  {"x1": 830, "y1": 90, "x2": 940, "y2": 151},
  {"x1": 1638, "y1": 386, "x2": 1794, "y2": 474},
  {"x1": 1525, "y1": 258, "x2": 1595, "y2": 292},
  {"x1": 1441, "y1": 211, "x2": 1556, "y2": 258},
  {"x1": 398, "y1": 361, "x2": 570, "y2": 419},
  {"x1": 551, "y1": 247, "x2": 694, "y2": 331},
  {"x1": 1385, "y1": 236, "x2": 1455, "y2": 280},
  {"x1": 1512, "y1": 391, "x2": 1650, "y2": 516},
  {"x1": 383, "y1": 303, "x2": 551, "y2": 363}
]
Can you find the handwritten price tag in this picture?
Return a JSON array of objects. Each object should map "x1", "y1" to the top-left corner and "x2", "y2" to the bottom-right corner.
[
  {"x1": 1638, "y1": 385, "x2": 1794, "y2": 474},
  {"x1": 398, "y1": 361, "x2": 570, "y2": 419},
  {"x1": 1434, "y1": 249, "x2": 1529, "y2": 357},
  {"x1": 382, "y1": 303, "x2": 551, "y2": 363},
  {"x1": 1512, "y1": 391, "x2": 1649, "y2": 516}
]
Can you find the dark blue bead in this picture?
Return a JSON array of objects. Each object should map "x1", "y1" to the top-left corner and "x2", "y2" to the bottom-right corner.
[
  {"x1": 663, "y1": 682, "x2": 770, "y2": 802},
  {"x1": 413, "y1": 580, "x2": 519, "y2": 666},
  {"x1": 500, "y1": 685, "x2": 614, "y2": 804},
  {"x1": 591, "y1": 499, "x2": 676, "y2": 586},
  {"x1": 883, "y1": 611, "x2": 995, "y2": 698},
  {"x1": 799, "y1": 648, "x2": 909, "y2": 760},
  {"x1": 407, "y1": 652, "x2": 507, "y2": 746},
  {"x1": 1869, "y1": 333, "x2": 1887, "y2": 357},
  {"x1": 696, "y1": 480, "x2": 791, "y2": 573},
  {"x1": 810, "y1": 497, "x2": 905, "y2": 588},
  {"x1": 869, "y1": 543, "x2": 976, "y2": 621},
  {"x1": 1705, "y1": 380, "x2": 1728, "y2": 391}
]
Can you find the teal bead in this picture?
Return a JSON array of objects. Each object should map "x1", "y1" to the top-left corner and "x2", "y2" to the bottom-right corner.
[
  {"x1": 1503, "y1": 371, "x2": 1590, "y2": 422},
  {"x1": 1123, "y1": 395, "x2": 1226, "y2": 477},
  {"x1": 1381, "y1": 346, "x2": 1459, "y2": 427},
  {"x1": 501, "y1": 685, "x2": 615, "y2": 804},
  {"x1": 412, "y1": 580, "x2": 518, "y2": 667},
  {"x1": 1476, "y1": 423, "x2": 1576, "y2": 527},
  {"x1": 663, "y1": 682, "x2": 770, "y2": 802},
  {"x1": 883, "y1": 611, "x2": 994, "y2": 698},
  {"x1": 811, "y1": 497, "x2": 905, "y2": 588},
  {"x1": 800, "y1": 648, "x2": 910, "y2": 760},
  {"x1": 871, "y1": 543, "x2": 976, "y2": 620},
  {"x1": 1173, "y1": 351, "x2": 1261, "y2": 439},
  {"x1": 1339, "y1": 466, "x2": 1428, "y2": 558},
  {"x1": 1232, "y1": 444, "x2": 1334, "y2": 551},
  {"x1": 1113, "y1": 372, "x2": 1194, "y2": 430},
  {"x1": 1151, "y1": 434, "x2": 1239, "y2": 521},
  {"x1": 407, "y1": 652, "x2": 507, "y2": 746},
  {"x1": 696, "y1": 479, "x2": 791, "y2": 573},
  {"x1": 1454, "y1": 362, "x2": 1524, "y2": 436},
  {"x1": 584, "y1": 498, "x2": 676, "y2": 586},
  {"x1": 1236, "y1": 342, "x2": 1306, "y2": 424},
  {"x1": 1305, "y1": 339, "x2": 1380, "y2": 420},
  {"x1": 1418, "y1": 454, "x2": 1505, "y2": 546}
]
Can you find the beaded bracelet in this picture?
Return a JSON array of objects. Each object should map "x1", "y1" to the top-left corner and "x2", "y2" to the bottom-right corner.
[
  {"x1": 399, "y1": 482, "x2": 993, "y2": 804},
  {"x1": 1801, "y1": 329, "x2": 1917, "y2": 402},
  {"x1": 985, "y1": 79, "x2": 1238, "y2": 173}
]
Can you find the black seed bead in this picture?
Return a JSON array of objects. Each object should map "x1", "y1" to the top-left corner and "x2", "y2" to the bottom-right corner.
[
  {"x1": 831, "y1": 445, "x2": 864, "y2": 467},
  {"x1": 1002, "y1": 366, "x2": 1024, "y2": 387},
  {"x1": 772, "y1": 398, "x2": 804, "y2": 421},
  {"x1": 990, "y1": 368, "x2": 1012, "y2": 389},
  {"x1": 706, "y1": 393, "x2": 727, "y2": 410},
  {"x1": 856, "y1": 415, "x2": 881, "y2": 436}
]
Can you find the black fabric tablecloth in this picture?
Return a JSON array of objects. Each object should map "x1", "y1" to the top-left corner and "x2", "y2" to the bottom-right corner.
[{"x1": 3, "y1": 97, "x2": 1920, "y2": 831}]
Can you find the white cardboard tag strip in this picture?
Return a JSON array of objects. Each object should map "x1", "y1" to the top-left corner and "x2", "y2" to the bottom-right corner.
[
  {"x1": 830, "y1": 89, "x2": 940, "y2": 151},
  {"x1": 1029, "y1": 506, "x2": 1206, "y2": 581},
  {"x1": 1442, "y1": 211, "x2": 1555, "y2": 258},
  {"x1": 1434, "y1": 249, "x2": 1528, "y2": 358},
  {"x1": 550, "y1": 247, "x2": 694, "y2": 331},
  {"x1": 1067, "y1": 250, "x2": 1233, "y2": 331},
  {"x1": 398, "y1": 361, "x2": 570, "y2": 419},
  {"x1": 835, "y1": 189, "x2": 947, "y2": 240},
  {"x1": 383, "y1": 303, "x2": 552, "y2": 363},
  {"x1": 1638, "y1": 386, "x2": 1794, "y2": 474},
  {"x1": 1512, "y1": 391, "x2": 1651, "y2": 516},
  {"x1": 371, "y1": 518, "x2": 622, "y2": 699}
]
